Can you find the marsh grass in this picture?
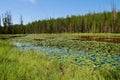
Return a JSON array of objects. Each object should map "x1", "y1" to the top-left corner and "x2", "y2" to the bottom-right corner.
[{"x1": 0, "y1": 40, "x2": 120, "y2": 80}]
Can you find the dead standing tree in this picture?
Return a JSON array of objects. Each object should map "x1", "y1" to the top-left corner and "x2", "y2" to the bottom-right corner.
[{"x1": 111, "y1": 1, "x2": 116, "y2": 33}]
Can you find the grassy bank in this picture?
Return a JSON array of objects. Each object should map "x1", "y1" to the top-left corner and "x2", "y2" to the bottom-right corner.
[{"x1": 0, "y1": 40, "x2": 120, "y2": 80}]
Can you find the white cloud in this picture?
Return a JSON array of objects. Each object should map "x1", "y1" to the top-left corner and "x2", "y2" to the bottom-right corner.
[
  {"x1": 29, "y1": 0, "x2": 36, "y2": 4},
  {"x1": 20, "y1": 0, "x2": 37, "y2": 4}
]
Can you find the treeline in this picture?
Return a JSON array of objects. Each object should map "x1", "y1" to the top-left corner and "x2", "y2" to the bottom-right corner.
[{"x1": 0, "y1": 11, "x2": 120, "y2": 34}]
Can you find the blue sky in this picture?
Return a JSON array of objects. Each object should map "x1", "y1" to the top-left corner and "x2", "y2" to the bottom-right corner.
[{"x1": 0, "y1": 0, "x2": 120, "y2": 24}]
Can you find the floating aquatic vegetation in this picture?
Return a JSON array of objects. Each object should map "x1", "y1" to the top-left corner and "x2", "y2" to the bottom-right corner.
[{"x1": 8, "y1": 34, "x2": 120, "y2": 67}]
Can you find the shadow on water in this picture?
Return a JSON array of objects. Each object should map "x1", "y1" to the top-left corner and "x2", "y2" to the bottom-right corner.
[
  {"x1": 34, "y1": 38, "x2": 46, "y2": 41},
  {"x1": 72, "y1": 36, "x2": 120, "y2": 43}
]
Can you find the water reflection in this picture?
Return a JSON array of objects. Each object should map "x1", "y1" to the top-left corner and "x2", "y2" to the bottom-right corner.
[{"x1": 14, "y1": 42, "x2": 87, "y2": 55}]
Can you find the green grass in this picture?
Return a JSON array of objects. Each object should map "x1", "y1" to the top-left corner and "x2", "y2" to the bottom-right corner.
[
  {"x1": 31, "y1": 33, "x2": 120, "y2": 38},
  {"x1": 0, "y1": 34, "x2": 26, "y2": 40},
  {"x1": 0, "y1": 40, "x2": 120, "y2": 80}
]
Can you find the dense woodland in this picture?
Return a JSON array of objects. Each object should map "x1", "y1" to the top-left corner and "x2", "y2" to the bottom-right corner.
[{"x1": 0, "y1": 10, "x2": 120, "y2": 34}]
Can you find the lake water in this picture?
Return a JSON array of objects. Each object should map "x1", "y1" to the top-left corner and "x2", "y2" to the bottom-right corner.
[
  {"x1": 14, "y1": 42, "x2": 88, "y2": 55},
  {"x1": 12, "y1": 41, "x2": 120, "y2": 67}
]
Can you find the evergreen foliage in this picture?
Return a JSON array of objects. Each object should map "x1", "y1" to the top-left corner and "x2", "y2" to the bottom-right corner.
[{"x1": 0, "y1": 11, "x2": 120, "y2": 34}]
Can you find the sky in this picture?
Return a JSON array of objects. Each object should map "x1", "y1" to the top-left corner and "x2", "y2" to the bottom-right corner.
[{"x1": 0, "y1": 0, "x2": 120, "y2": 24}]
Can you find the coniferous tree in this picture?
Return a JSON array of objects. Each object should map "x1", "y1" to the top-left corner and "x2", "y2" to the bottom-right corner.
[
  {"x1": 2, "y1": 11, "x2": 12, "y2": 27},
  {"x1": 0, "y1": 16, "x2": 1, "y2": 27},
  {"x1": 20, "y1": 15, "x2": 23, "y2": 25}
]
